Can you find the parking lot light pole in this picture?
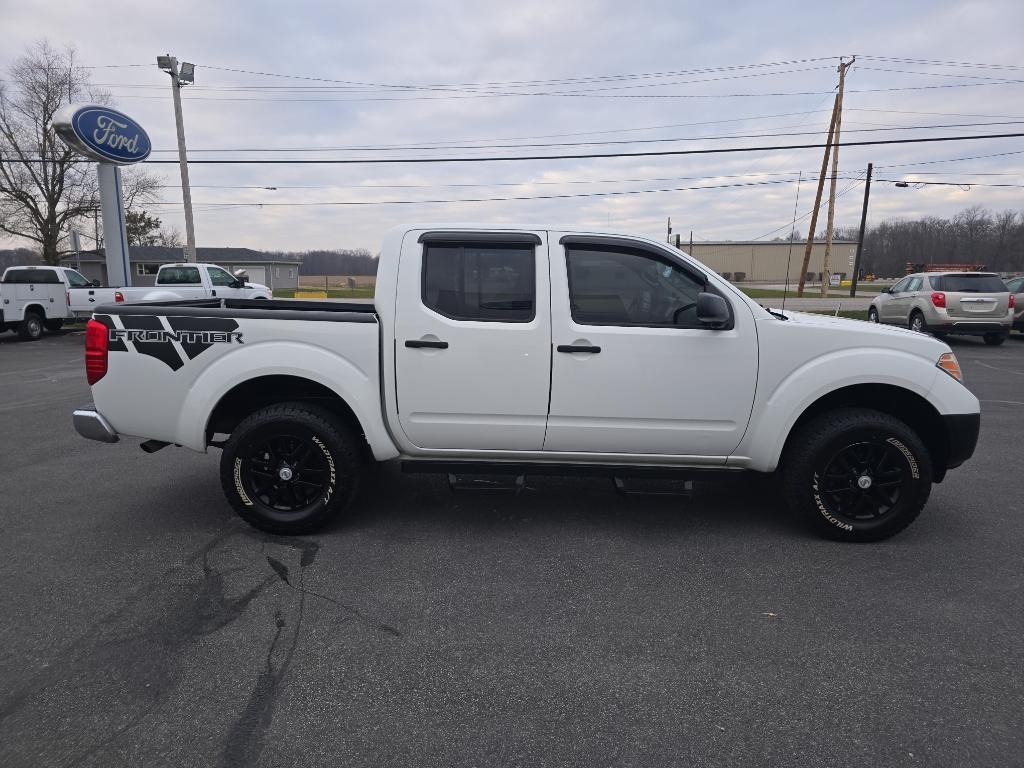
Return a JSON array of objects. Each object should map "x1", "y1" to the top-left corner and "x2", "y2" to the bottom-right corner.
[{"x1": 157, "y1": 55, "x2": 197, "y2": 263}]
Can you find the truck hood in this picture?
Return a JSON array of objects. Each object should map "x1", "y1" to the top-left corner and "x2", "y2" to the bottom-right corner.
[{"x1": 771, "y1": 308, "x2": 949, "y2": 355}]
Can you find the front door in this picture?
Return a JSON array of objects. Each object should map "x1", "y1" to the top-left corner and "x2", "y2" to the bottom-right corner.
[
  {"x1": 394, "y1": 232, "x2": 552, "y2": 451},
  {"x1": 545, "y1": 237, "x2": 758, "y2": 458}
]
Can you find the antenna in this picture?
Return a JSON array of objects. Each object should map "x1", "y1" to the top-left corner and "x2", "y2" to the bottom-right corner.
[{"x1": 781, "y1": 171, "x2": 803, "y2": 316}]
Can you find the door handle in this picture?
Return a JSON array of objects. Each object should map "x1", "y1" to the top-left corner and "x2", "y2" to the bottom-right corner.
[
  {"x1": 557, "y1": 344, "x2": 601, "y2": 353},
  {"x1": 88, "y1": 298, "x2": 96, "y2": 302},
  {"x1": 405, "y1": 339, "x2": 448, "y2": 349}
]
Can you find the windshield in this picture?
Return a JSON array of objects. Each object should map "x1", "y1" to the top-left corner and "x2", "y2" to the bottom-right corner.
[{"x1": 932, "y1": 274, "x2": 1007, "y2": 293}]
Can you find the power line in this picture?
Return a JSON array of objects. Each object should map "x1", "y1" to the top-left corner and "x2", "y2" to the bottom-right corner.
[
  {"x1": 143, "y1": 121, "x2": 1024, "y2": 153},
  {"x1": 876, "y1": 149, "x2": 1024, "y2": 168},
  {"x1": 128, "y1": 132, "x2": 1024, "y2": 164}
]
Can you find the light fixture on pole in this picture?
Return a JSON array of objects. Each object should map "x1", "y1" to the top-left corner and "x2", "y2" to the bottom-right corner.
[{"x1": 157, "y1": 54, "x2": 197, "y2": 262}]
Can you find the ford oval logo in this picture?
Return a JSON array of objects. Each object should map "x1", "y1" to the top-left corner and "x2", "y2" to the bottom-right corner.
[{"x1": 51, "y1": 104, "x2": 151, "y2": 165}]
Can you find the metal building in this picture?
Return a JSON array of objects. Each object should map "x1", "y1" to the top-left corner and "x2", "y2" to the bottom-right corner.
[{"x1": 678, "y1": 240, "x2": 859, "y2": 283}]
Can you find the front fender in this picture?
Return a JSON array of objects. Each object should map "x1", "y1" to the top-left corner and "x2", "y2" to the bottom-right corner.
[
  {"x1": 174, "y1": 340, "x2": 398, "y2": 460},
  {"x1": 735, "y1": 347, "x2": 943, "y2": 472}
]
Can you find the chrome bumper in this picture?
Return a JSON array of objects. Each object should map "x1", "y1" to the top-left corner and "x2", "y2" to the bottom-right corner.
[{"x1": 73, "y1": 408, "x2": 119, "y2": 443}]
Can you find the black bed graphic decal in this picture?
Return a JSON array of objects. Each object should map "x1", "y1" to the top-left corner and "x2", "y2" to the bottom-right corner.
[{"x1": 103, "y1": 315, "x2": 242, "y2": 371}]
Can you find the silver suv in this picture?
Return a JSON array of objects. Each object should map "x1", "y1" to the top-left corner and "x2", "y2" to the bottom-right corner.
[
  {"x1": 868, "y1": 272, "x2": 1013, "y2": 346},
  {"x1": 1006, "y1": 275, "x2": 1024, "y2": 332}
]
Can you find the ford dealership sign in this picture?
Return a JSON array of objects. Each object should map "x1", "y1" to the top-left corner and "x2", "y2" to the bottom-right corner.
[{"x1": 51, "y1": 104, "x2": 151, "y2": 165}]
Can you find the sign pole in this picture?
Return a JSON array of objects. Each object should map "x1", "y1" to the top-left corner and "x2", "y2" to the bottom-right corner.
[{"x1": 97, "y1": 163, "x2": 132, "y2": 287}]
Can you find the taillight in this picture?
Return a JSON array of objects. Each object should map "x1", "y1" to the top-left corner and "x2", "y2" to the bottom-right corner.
[
  {"x1": 1010, "y1": 293, "x2": 1016, "y2": 309},
  {"x1": 114, "y1": 291, "x2": 124, "y2": 303},
  {"x1": 85, "y1": 319, "x2": 108, "y2": 385},
  {"x1": 930, "y1": 291, "x2": 946, "y2": 308}
]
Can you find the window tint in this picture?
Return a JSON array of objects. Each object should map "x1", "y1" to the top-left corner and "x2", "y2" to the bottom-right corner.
[
  {"x1": 422, "y1": 243, "x2": 535, "y2": 322},
  {"x1": 2, "y1": 268, "x2": 60, "y2": 284},
  {"x1": 931, "y1": 274, "x2": 1007, "y2": 293},
  {"x1": 891, "y1": 277, "x2": 912, "y2": 293},
  {"x1": 566, "y1": 246, "x2": 709, "y2": 327},
  {"x1": 208, "y1": 266, "x2": 236, "y2": 286},
  {"x1": 157, "y1": 266, "x2": 201, "y2": 285},
  {"x1": 64, "y1": 269, "x2": 91, "y2": 287}
]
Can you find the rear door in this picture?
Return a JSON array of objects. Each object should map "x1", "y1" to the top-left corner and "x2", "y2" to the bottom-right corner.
[
  {"x1": 935, "y1": 273, "x2": 1010, "y2": 320},
  {"x1": 545, "y1": 236, "x2": 757, "y2": 457},
  {"x1": 393, "y1": 231, "x2": 551, "y2": 451}
]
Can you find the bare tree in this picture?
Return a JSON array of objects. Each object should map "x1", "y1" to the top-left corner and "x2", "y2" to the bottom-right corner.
[
  {"x1": 158, "y1": 226, "x2": 184, "y2": 248},
  {"x1": 0, "y1": 41, "x2": 161, "y2": 264}
]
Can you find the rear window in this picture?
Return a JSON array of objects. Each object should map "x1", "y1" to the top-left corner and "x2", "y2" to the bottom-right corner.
[
  {"x1": 157, "y1": 266, "x2": 202, "y2": 285},
  {"x1": 931, "y1": 274, "x2": 1007, "y2": 293},
  {"x1": 1, "y1": 269, "x2": 60, "y2": 284},
  {"x1": 422, "y1": 243, "x2": 535, "y2": 322}
]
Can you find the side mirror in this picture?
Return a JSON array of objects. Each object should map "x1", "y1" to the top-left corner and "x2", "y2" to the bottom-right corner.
[
  {"x1": 883, "y1": 286, "x2": 892, "y2": 294},
  {"x1": 232, "y1": 279, "x2": 244, "y2": 288},
  {"x1": 696, "y1": 292, "x2": 730, "y2": 329},
  {"x1": 90, "y1": 279, "x2": 101, "y2": 287}
]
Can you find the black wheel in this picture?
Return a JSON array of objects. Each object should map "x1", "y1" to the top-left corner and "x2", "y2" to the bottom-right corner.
[
  {"x1": 983, "y1": 333, "x2": 1006, "y2": 346},
  {"x1": 867, "y1": 306, "x2": 879, "y2": 323},
  {"x1": 44, "y1": 319, "x2": 64, "y2": 332},
  {"x1": 18, "y1": 312, "x2": 44, "y2": 341},
  {"x1": 781, "y1": 407, "x2": 932, "y2": 542},
  {"x1": 219, "y1": 402, "x2": 362, "y2": 534},
  {"x1": 908, "y1": 311, "x2": 927, "y2": 334}
]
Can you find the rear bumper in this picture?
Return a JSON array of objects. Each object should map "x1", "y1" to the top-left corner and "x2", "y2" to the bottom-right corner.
[
  {"x1": 933, "y1": 321, "x2": 1009, "y2": 336},
  {"x1": 943, "y1": 413, "x2": 980, "y2": 469},
  {"x1": 73, "y1": 408, "x2": 119, "y2": 443}
]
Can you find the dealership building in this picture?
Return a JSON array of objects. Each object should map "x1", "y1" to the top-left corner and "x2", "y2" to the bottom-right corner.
[
  {"x1": 678, "y1": 240, "x2": 859, "y2": 283},
  {"x1": 60, "y1": 245, "x2": 302, "y2": 292}
]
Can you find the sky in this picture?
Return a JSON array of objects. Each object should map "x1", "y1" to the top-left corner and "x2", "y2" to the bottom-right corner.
[{"x1": 1, "y1": 0, "x2": 1023, "y2": 252}]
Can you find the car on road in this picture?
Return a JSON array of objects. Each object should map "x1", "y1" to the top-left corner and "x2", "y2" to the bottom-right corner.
[
  {"x1": 867, "y1": 271, "x2": 1013, "y2": 345},
  {"x1": 1004, "y1": 275, "x2": 1024, "y2": 332},
  {"x1": 0, "y1": 263, "x2": 271, "y2": 341},
  {"x1": 72, "y1": 225, "x2": 981, "y2": 542}
]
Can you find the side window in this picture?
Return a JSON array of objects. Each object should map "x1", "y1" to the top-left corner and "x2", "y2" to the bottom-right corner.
[
  {"x1": 157, "y1": 266, "x2": 201, "y2": 285},
  {"x1": 566, "y1": 246, "x2": 709, "y2": 328},
  {"x1": 906, "y1": 277, "x2": 923, "y2": 292},
  {"x1": 1005, "y1": 277, "x2": 1023, "y2": 292},
  {"x1": 891, "y1": 278, "x2": 911, "y2": 293},
  {"x1": 208, "y1": 267, "x2": 236, "y2": 286},
  {"x1": 64, "y1": 269, "x2": 91, "y2": 287},
  {"x1": 422, "y1": 243, "x2": 535, "y2": 322}
]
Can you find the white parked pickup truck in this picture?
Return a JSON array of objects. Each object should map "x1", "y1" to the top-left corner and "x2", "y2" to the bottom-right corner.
[
  {"x1": 72, "y1": 226, "x2": 981, "y2": 541},
  {"x1": 1, "y1": 263, "x2": 271, "y2": 341}
]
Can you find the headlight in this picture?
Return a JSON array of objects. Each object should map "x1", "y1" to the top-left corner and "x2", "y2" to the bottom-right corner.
[{"x1": 936, "y1": 352, "x2": 963, "y2": 383}]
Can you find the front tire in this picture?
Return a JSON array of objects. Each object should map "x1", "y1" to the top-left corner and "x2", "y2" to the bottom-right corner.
[
  {"x1": 219, "y1": 402, "x2": 362, "y2": 534},
  {"x1": 983, "y1": 333, "x2": 1006, "y2": 346},
  {"x1": 867, "y1": 307, "x2": 879, "y2": 323},
  {"x1": 18, "y1": 312, "x2": 44, "y2": 341},
  {"x1": 781, "y1": 407, "x2": 932, "y2": 542}
]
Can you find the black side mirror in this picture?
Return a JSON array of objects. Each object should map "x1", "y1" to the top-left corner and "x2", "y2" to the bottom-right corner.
[
  {"x1": 90, "y1": 279, "x2": 101, "y2": 287},
  {"x1": 696, "y1": 292, "x2": 730, "y2": 329},
  {"x1": 232, "y1": 279, "x2": 244, "y2": 288}
]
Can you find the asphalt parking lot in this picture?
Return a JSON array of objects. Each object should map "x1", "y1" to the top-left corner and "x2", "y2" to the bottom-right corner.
[{"x1": 1, "y1": 329, "x2": 1022, "y2": 767}]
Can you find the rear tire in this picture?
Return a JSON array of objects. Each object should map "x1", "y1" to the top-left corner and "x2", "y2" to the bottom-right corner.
[
  {"x1": 983, "y1": 333, "x2": 1006, "y2": 346},
  {"x1": 219, "y1": 402, "x2": 362, "y2": 534},
  {"x1": 908, "y1": 311, "x2": 927, "y2": 334},
  {"x1": 44, "y1": 319, "x2": 64, "y2": 332},
  {"x1": 781, "y1": 407, "x2": 932, "y2": 542},
  {"x1": 18, "y1": 312, "x2": 44, "y2": 341}
]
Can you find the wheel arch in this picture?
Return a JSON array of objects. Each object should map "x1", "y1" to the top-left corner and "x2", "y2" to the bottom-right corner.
[
  {"x1": 781, "y1": 383, "x2": 951, "y2": 481},
  {"x1": 205, "y1": 374, "x2": 374, "y2": 462}
]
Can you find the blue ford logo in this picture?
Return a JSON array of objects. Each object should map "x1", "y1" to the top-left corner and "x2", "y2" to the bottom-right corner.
[{"x1": 51, "y1": 104, "x2": 151, "y2": 165}]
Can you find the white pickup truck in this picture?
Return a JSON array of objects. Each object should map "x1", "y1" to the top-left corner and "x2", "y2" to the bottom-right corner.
[
  {"x1": 1, "y1": 263, "x2": 271, "y2": 341},
  {"x1": 72, "y1": 226, "x2": 980, "y2": 541}
]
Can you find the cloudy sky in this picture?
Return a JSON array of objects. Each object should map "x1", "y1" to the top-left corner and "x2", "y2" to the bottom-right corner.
[{"x1": 2, "y1": 0, "x2": 1023, "y2": 252}]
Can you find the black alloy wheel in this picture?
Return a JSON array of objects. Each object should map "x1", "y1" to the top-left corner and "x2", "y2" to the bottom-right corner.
[
  {"x1": 241, "y1": 433, "x2": 331, "y2": 513},
  {"x1": 815, "y1": 440, "x2": 911, "y2": 524}
]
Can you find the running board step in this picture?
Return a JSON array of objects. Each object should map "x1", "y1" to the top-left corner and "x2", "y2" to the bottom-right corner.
[
  {"x1": 613, "y1": 477, "x2": 694, "y2": 498},
  {"x1": 447, "y1": 473, "x2": 526, "y2": 496}
]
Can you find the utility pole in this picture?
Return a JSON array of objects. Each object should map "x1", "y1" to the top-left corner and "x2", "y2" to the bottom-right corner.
[
  {"x1": 689, "y1": 230, "x2": 693, "y2": 255},
  {"x1": 666, "y1": 217, "x2": 672, "y2": 243},
  {"x1": 849, "y1": 162, "x2": 873, "y2": 297},
  {"x1": 821, "y1": 56, "x2": 855, "y2": 297},
  {"x1": 157, "y1": 55, "x2": 197, "y2": 263},
  {"x1": 796, "y1": 95, "x2": 839, "y2": 296}
]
